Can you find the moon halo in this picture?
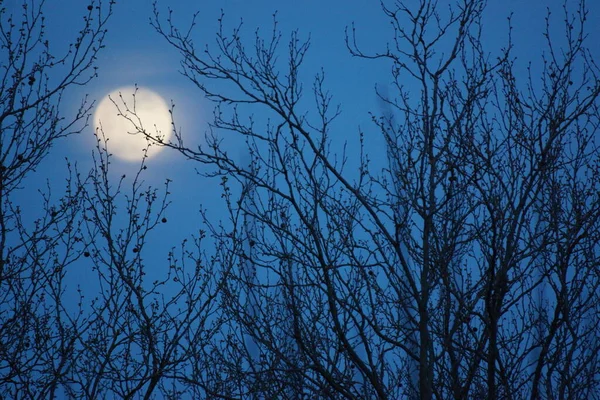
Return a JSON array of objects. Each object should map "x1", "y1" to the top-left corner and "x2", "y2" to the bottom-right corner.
[{"x1": 93, "y1": 86, "x2": 172, "y2": 162}]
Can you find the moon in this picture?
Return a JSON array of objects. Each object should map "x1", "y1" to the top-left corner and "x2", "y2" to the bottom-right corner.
[{"x1": 93, "y1": 86, "x2": 172, "y2": 161}]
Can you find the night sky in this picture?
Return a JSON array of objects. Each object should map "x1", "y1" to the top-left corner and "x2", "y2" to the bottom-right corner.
[{"x1": 9, "y1": 0, "x2": 600, "y2": 346}]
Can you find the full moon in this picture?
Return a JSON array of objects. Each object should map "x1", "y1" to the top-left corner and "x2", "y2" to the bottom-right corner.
[{"x1": 93, "y1": 86, "x2": 172, "y2": 161}]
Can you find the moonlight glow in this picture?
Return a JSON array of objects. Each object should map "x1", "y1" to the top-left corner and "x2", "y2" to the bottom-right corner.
[{"x1": 93, "y1": 86, "x2": 172, "y2": 161}]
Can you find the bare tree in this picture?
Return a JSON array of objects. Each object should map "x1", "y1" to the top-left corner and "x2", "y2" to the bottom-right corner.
[
  {"x1": 149, "y1": 0, "x2": 600, "y2": 398},
  {"x1": 63, "y1": 129, "x2": 227, "y2": 399},
  {"x1": 0, "y1": 1, "x2": 113, "y2": 397},
  {"x1": 2, "y1": 0, "x2": 599, "y2": 398},
  {"x1": 0, "y1": 2, "x2": 228, "y2": 398}
]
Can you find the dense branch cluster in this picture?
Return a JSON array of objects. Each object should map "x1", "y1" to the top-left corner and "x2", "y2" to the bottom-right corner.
[{"x1": 1, "y1": 0, "x2": 599, "y2": 399}]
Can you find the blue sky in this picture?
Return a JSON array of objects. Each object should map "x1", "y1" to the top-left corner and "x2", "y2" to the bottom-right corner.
[
  {"x1": 2, "y1": 1, "x2": 599, "y2": 397},
  {"x1": 11, "y1": 0, "x2": 600, "y2": 293}
]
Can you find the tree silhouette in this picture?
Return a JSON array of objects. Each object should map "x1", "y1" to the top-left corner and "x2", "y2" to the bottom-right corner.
[
  {"x1": 0, "y1": 1, "x2": 112, "y2": 397},
  {"x1": 149, "y1": 0, "x2": 600, "y2": 398},
  {"x1": 1, "y1": 0, "x2": 600, "y2": 398}
]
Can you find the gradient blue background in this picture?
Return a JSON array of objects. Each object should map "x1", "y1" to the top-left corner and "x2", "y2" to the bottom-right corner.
[{"x1": 9, "y1": 0, "x2": 600, "y2": 295}]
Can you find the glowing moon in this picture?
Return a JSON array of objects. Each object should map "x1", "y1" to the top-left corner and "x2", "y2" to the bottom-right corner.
[{"x1": 93, "y1": 86, "x2": 172, "y2": 161}]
